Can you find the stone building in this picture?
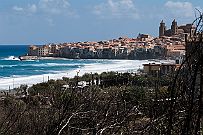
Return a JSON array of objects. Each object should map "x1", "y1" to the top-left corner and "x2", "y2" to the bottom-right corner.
[
  {"x1": 143, "y1": 63, "x2": 179, "y2": 76},
  {"x1": 159, "y1": 20, "x2": 166, "y2": 37},
  {"x1": 38, "y1": 46, "x2": 49, "y2": 56},
  {"x1": 28, "y1": 45, "x2": 38, "y2": 56},
  {"x1": 159, "y1": 19, "x2": 195, "y2": 37}
]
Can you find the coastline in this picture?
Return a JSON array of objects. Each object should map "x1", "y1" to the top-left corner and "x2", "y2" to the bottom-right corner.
[
  {"x1": 0, "y1": 59, "x2": 175, "y2": 91},
  {"x1": 20, "y1": 56, "x2": 168, "y2": 61}
]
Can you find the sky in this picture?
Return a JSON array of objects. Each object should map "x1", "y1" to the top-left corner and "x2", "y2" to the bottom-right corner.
[{"x1": 0, "y1": 0, "x2": 202, "y2": 45}]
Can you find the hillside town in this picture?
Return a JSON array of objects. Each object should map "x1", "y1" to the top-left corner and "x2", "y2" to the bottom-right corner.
[
  {"x1": 26, "y1": 19, "x2": 194, "y2": 62},
  {"x1": 2, "y1": 16, "x2": 203, "y2": 134}
]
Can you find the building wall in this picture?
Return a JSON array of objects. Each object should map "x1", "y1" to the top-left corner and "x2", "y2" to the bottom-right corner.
[
  {"x1": 159, "y1": 20, "x2": 195, "y2": 37},
  {"x1": 38, "y1": 47, "x2": 49, "y2": 56},
  {"x1": 143, "y1": 63, "x2": 178, "y2": 76},
  {"x1": 143, "y1": 64, "x2": 160, "y2": 73},
  {"x1": 28, "y1": 46, "x2": 38, "y2": 56}
]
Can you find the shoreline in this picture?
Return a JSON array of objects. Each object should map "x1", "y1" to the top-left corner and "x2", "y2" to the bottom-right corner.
[
  {"x1": 20, "y1": 55, "x2": 169, "y2": 61},
  {"x1": 0, "y1": 59, "x2": 175, "y2": 91}
]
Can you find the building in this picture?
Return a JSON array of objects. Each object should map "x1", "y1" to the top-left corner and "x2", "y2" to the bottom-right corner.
[
  {"x1": 28, "y1": 45, "x2": 38, "y2": 56},
  {"x1": 159, "y1": 20, "x2": 166, "y2": 37},
  {"x1": 137, "y1": 33, "x2": 154, "y2": 41},
  {"x1": 159, "y1": 19, "x2": 195, "y2": 37},
  {"x1": 38, "y1": 45, "x2": 49, "y2": 56},
  {"x1": 50, "y1": 45, "x2": 60, "y2": 56},
  {"x1": 143, "y1": 63, "x2": 180, "y2": 76},
  {"x1": 29, "y1": 45, "x2": 61, "y2": 57},
  {"x1": 165, "y1": 44, "x2": 185, "y2": 59}
]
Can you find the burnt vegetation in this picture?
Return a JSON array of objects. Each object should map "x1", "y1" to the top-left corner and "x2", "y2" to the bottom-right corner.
[{"x1": 0, "y1": 72, "x2": 172, "y2": 135}]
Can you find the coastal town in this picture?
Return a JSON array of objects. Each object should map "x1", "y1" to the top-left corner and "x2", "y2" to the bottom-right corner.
[
  {"x1": 1, "y1": 16, "x2": 203, "y2": 134},
  {"x1": 1, "y1": 0, "x2": 203, "y2": 133},
  {"x1": 25, "y1": 19, "x2": 192, "y2": 62}
]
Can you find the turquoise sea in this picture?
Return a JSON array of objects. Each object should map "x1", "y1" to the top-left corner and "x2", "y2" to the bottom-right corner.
[
  {"x1": 0, "y1": 45, "x2": 156, "y2": 90},
  {"x1": 0, "y1": 45, "x2": 113, "y2": 78}
]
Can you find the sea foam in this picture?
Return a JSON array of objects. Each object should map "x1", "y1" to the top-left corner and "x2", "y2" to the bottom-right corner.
[
  {"x1": 0, "y1": 59, "x2": 174, "y2": 90},
  {"x1": 2, "y1": 56, "x2": 20, "y2": 61},
  {"x1": 0, "y1": 60, "x2": 143, "y2": 90}
]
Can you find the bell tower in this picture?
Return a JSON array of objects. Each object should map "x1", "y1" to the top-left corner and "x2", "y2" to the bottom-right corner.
[
  {"x1": 171, "y1": 19, "x2": 178, "y2": 35},
  {"x1": 159, "y1": 20, "x2": 166, "y2": 37}
]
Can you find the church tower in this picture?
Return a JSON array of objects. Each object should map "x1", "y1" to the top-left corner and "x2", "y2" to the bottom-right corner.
[
  {"x1": 159, "y1": 20, "x2": 166, "y2": 37},
  {"x1": 171, "y1": 19, "x2": 178, "y2": 35}
]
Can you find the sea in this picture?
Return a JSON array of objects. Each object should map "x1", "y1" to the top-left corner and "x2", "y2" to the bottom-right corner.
[{"x1": 0, "y1": 45, "x2": 172, "y2": 90}]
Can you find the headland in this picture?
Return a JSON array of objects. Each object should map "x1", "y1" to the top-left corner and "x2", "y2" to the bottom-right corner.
[{"x1": 23, "y1": 19, "x2": 193, "y2": 62}]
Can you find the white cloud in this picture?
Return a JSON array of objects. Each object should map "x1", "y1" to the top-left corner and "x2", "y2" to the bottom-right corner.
[
  {"x1": 93, "y1": 0, "x2": 139, "y2": 19},
  {"x1": 13, "y1": 6, "x2": 24, "y2": 12},
  {"x1": 28, "y1": 4, "x2": 37, "y2": 13},
  {"x1": 164, "y1": 1, "x2": 194, "y2": 18},
  {"x1": 12, "y1": 0, "x2": 74, "y2": 16},
  {"x1": 11, "y1": 0, "x2": 76, "y2": 26},
  {"x1": 13, "y1": 4, "x2": 37, "y2": 14},
  {"x1": 39, "y1": 0, "x2": 71, "y2": 15}
]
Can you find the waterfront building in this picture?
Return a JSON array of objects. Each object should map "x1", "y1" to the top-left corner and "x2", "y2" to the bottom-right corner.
[
  {"x1": 29, "y1": 45, "x2": 61, "y2": 57},
  {"x1": 27, "y1": 20, "x2": 192, "y2": 60},
  {"x1": 38, "y1": 45, "x2": 49, "y2": 56},
  {"x1": 28, "y1": 45, "x2": 38, "y2": 56}
]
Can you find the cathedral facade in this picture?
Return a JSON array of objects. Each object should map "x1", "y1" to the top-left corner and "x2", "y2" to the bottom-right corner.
[{"x1": 159, "y1": 19, "x2": 195, "y2": 37}]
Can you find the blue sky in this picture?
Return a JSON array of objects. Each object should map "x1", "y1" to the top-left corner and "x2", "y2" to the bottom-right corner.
[{"x1": 0, "y1": 0, "x2": 202, "y2": 44}]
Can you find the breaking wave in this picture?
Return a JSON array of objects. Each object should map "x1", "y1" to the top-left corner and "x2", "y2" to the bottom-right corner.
[
  {"x1": 0, "y1": 59, "x2": 175, "y2": 90},
  {"x1": 2, "y1": 56, "x2": 20, "y2": 61}
]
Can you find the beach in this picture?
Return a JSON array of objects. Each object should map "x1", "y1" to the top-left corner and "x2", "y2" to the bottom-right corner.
[
  {"x1": 0, "y1": 58, "x2": 150, "y2": 90},
  {"x1": 0, "y1": 45, "x2": 175, "y2": 90}
]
